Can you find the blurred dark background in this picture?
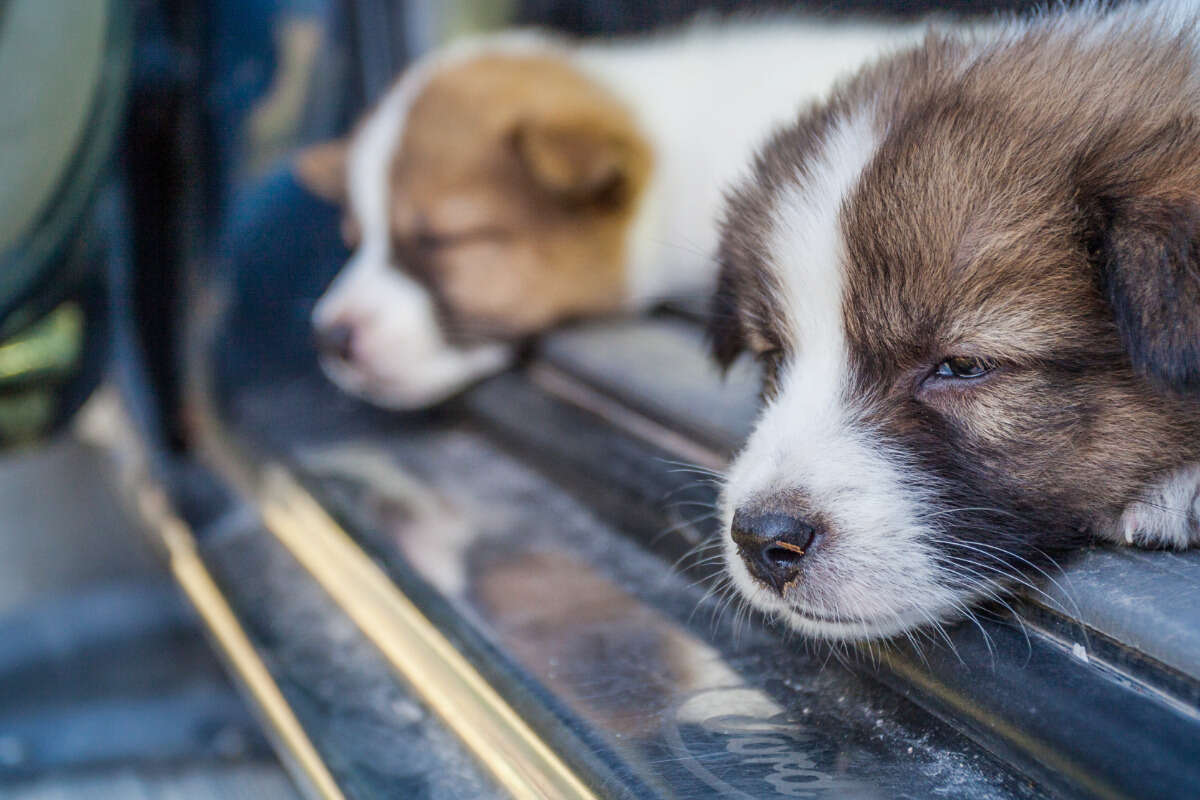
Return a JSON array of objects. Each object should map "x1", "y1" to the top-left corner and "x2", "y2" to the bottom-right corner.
[{"x1": 516, "y1": 0, "x2": 1045, "y2": 33}]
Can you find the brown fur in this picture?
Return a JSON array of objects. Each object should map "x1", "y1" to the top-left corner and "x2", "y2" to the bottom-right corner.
[
  {"x1": 303, "y1": 54, "x2": 653, "y2": 339},
  {"x1": 712, "y1": 11, "x2": 1200, "y2": 571},
  {"x1": 845, "y1": 23, "x2": 1200, "y2": 535}
]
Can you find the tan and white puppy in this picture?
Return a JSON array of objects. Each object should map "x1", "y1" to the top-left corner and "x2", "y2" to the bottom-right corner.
[
  {"x1": 299, "y1": 19, "x2": 929, "y2": 408},
  {"x1": 710, "y1": 0, "x2": 1200, "y2": 641}
]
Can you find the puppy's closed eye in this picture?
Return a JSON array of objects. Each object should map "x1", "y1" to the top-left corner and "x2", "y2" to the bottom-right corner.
[
  {"x1": 916, "y1": 356, "x2": 1000, "y2": 404},
  {"x1": 394, "y1": 226, "x2": 513, "y2": 257},
  {"x1": 932, "y1": 356, "x2": 995, "y2": 380}
]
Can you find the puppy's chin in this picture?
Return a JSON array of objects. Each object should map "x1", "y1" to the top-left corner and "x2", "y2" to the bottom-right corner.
[
  {"x1": 723, "y1": 553, "x2": 948, "y2": 643},
  {"x1": 317, "y1": 341, "x2": 513, "y2": 411},
  {"x1": 720, "y1": 522, "x2": 964, "y2": 642}
]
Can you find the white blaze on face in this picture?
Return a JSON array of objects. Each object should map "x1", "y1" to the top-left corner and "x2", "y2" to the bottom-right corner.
[
  {"x1": 721, "y1": 113, "x2": 958, "y2": 640},
  {"x1": 311, "y1": 58, "x2": 512, "y2": 410}
]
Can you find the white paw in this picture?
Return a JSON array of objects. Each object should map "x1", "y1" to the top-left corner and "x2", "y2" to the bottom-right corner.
[{"x1": 1114, "y1": 464, "x2": 1200, "y2": 549}]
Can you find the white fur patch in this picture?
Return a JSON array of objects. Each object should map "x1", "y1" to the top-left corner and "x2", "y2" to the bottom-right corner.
[
  {"x1": 1114, "y1": 464, "x2": 1200, "y2": 549},
  {"x1": 313, "y1": 252, "x2": 511, "y2": 409},
  {"x1": 574, "y1": 18, "x2": 929, "y2": 308},
  {"x1": 721, "y1": 114, "x2": 960, "y2": 640}
]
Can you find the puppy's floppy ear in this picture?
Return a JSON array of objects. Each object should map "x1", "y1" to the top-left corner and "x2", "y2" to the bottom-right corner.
[
  {"x1": 1078, "y1": 116, "x2": 1200, "y2": 393},
  {"x1": 707, "y1": 264, "x2": 747, "y2": 372},
  {"x1": 1089, "y1": 187, "x2": 1200, "y2": 393},
  {"x1": 294, "y1": 139, "x2": 349, "y2": 204},
  {"x1": 510, "y1": 118, "x2": 635, "y2": 206}
]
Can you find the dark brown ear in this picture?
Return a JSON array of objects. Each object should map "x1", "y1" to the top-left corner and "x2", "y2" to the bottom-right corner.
[
  {"x1": 294, "y1": 139, "x2": 349, "y2": 204},
  {"x1": 1096, "y1": 194, "x2": 1200, "y2": 392},
  {"x1": 707, "y1": 264, "x2": 747, "y2": 372},
  {"x1": 510, "y1": 119, "x2": 633, "y2": 206}
]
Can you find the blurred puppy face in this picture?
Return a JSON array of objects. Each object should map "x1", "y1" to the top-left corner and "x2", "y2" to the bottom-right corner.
[
  {"x1": 303, "y1": 51, "x2": 650, "y2": 408},
  {"x1": 709, "y1": 31, "x2": 1200, "y2": 641}
]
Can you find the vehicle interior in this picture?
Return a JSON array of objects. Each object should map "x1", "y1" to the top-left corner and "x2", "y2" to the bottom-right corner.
[{"x1": 2, "y1": 1, "x2": 1199, "y2": 798}]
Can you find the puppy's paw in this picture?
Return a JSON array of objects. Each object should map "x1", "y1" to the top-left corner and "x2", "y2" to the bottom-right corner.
[{"x1": 1114, "y1": 464, "x2": 1200, "y2": 549}]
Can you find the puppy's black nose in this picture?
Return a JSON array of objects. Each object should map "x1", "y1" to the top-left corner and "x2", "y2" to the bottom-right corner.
[
  {"x1": 731, "y1": 510, "x2": 818, "y2": 594},
  {"x1": 315, "y1": 323, "x2": 355, "y2": 362}
]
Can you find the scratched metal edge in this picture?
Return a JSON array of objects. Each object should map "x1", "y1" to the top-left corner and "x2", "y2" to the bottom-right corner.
[
  {"x1": 250, "y1": 465, "x2": 614, "y2": 800},
  {"x1": 483, "y1": 355, "x2": 1200, "y2": 800},
  {"x1": 182, "y1": 410, "x2": 627, "y2": 799},
  {"x1": 126, "y1": 480, "x2": 345, "y2": 800},
  {"x1": 534, "y1": 317, "x2": 1200, "y2": 701},
  {"x1": 258, "y1": 457, "x2": 657, "y2": 800}
]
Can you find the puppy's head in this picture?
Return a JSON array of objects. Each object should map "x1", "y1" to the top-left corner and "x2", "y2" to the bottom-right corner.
[
  {"x1": 302, "y1": 42, "x2": 651, "y2": 408},
  {"x1": 709, "y1": 32, "x2": 1200, "y2": 640}
]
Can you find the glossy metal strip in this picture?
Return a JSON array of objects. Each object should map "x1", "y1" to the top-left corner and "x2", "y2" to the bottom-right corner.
[
  {"x1": 257, "y1": 465, "x2": 601, "y2": 800},
  {"x1": 880, "y1": 650, "x2": 1119, "y2": 800},
  {"x1": 528, "y1": 361, "x2": 727, "y2": 472},
  {"x1": 135, "y1": 484, "x2": 346, "y2": 800}
]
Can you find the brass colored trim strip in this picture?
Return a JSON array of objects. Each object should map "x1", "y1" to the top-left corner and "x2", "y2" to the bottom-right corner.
[
  {"x1": 257, "y1": 465, "x2": 601, "y2": 800},
  {"x1": 136, "y1": 486, "x2": 346, "y2": 800}
]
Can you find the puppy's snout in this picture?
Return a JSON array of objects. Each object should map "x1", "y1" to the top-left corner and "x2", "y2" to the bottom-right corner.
[
  {"x1": 315, "y1": 322, "x2": 356, "y2": 362},
  {"x1": 731, "y1": 509, "x2": 818, "y2": 593}
]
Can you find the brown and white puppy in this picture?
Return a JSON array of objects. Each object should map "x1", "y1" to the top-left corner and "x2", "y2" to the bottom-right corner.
[
  {"x1": 299, "y1": 21, "x2": 928, "y2": 408},
  {"x1": 709, "y1": 0, "x2": 1200, "y2": 641}
]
